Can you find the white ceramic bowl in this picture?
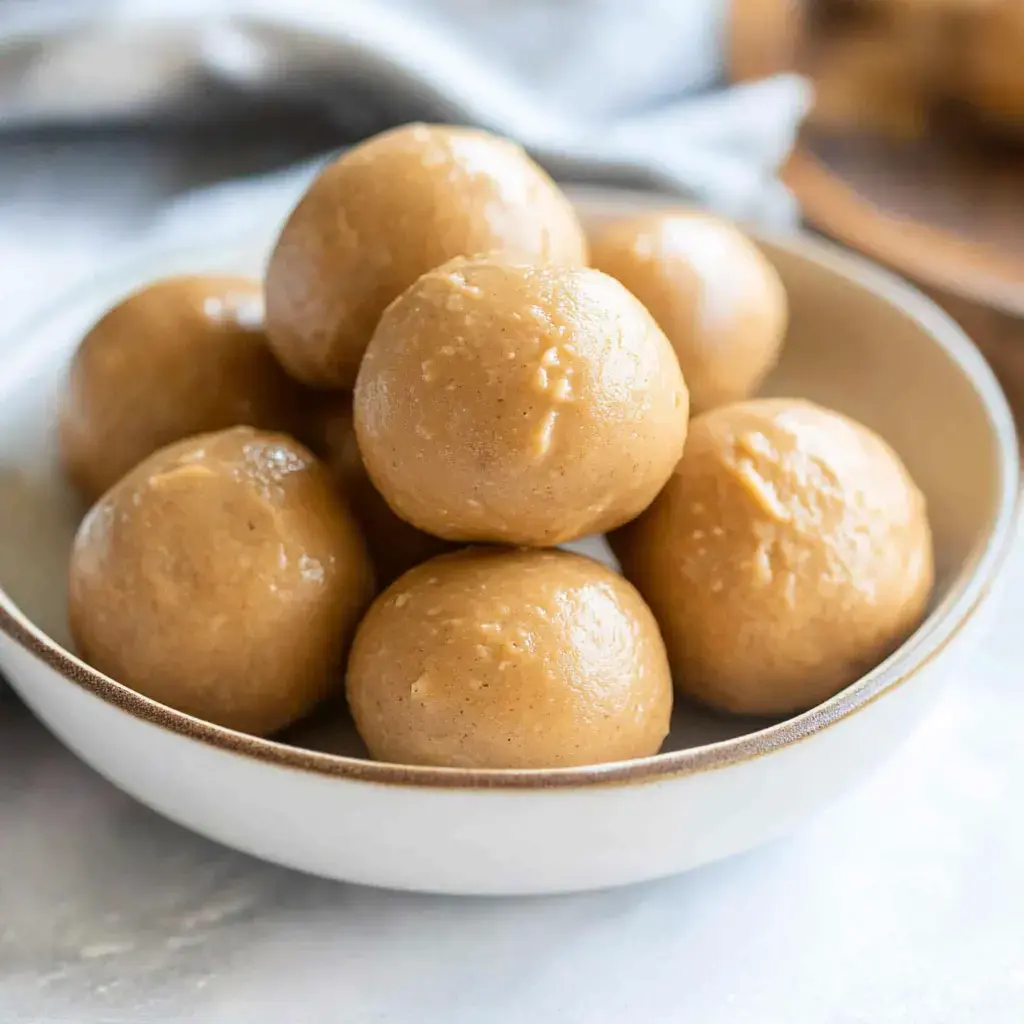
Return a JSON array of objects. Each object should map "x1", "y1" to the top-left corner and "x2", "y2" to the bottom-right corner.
[{"x1": 0, "y1": 191, "x2": 1017, "y2": 895}]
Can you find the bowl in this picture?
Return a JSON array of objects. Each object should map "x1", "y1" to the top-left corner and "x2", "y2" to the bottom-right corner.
[{"x1": 0, "y1": 189, "x2": 1016, "y2": 895}]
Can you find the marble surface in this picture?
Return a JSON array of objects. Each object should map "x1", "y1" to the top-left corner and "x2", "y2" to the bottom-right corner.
[{"x1": 3, "y1": 135, "x2": 1024, "y2": 1023}]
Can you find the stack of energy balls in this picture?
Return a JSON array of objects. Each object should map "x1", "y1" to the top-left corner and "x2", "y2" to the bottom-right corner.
[{"x1": 61, "y1": 124, "x2": 934, "y2": 770}]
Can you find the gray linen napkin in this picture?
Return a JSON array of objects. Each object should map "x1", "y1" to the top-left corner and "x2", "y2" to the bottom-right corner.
[{"x1": 0, "y1": 0, "x2": 811, "y2": 283}]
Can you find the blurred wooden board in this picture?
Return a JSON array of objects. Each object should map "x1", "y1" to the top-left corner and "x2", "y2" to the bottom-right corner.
[
  {"x1": 786, "y1": 132, "x2": 1024, "y2": 318},
  {"x1": 787, "y1": 134, "x2": 1024, "y2": 435},
  {"x1": 727, "y1": 0, "x2": 1024, "y2": 428}
]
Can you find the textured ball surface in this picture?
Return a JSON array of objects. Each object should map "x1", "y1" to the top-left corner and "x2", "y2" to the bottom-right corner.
[
  {"x1": 69, "y1": 427, "x2": 375, "y2": 735},
  {"x1": 613, "y1": 399, "x2": 934, "y2": 717},
  {"x1": 354, "y1": 256, "x2": 689, "y2": 546},
  {"x1": 60, "y1": 275, "x2": 303, "y2": 501},
  {"x1": 265, "y1": 123, "x2": 588, "y2": 389},
  {"x1": 347, "y1": 548, "x2": 673, "y2": 769},
  {"x1": 590, "y1": 212, "x2": 786, "y2": 413}
]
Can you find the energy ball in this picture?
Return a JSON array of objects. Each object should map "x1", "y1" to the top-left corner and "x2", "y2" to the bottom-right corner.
[
  {"x1": 613, "y1": 399, "x2": 933, "y2": 717},
  {"x1": 59, "y1": 275, "x2": 304, "y2": 502},
  {"x1": 590, "y1": 212, "x2": 787, "y2": 413},
  {"x1": 304, "y1": 396, "x2": 454, "y2": 585},
  {"x1": 347, "y1": 548, "x2": 673, "y2": 769},
  {"x1": 354, "y1": 256, "x2": 689, "y2": 546},
  {"x1": 265, "y1": 123, "x2": 588, "y2": 389},
  {"x1": 68, "y1": 427, "x2": 375, "y2": 736}
]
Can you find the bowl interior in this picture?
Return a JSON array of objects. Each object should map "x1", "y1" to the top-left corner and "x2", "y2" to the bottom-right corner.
[
  {"x1": 0, "y1": 198, "x2": 1014, "y2": 763},
  {"x1": 759, "y1": 239, "x2": 1003, "y2": 592}
]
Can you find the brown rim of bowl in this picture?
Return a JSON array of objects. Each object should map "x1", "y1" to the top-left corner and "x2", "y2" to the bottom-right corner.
[{"x1": 0, "y1": 213, "x2": 1018, "y2": 791}]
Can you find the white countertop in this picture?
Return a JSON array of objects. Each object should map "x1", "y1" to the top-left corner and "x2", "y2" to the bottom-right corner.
[{"x1": 3, "y1": 135, "x2": 1023, "y2": 1024}]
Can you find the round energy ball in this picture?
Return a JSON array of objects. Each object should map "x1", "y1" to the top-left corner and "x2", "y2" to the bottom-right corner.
[
  {"x1": 354, "y1": 256, "x2": 689, "y2": 546},
  {"x1": 265, "y1": 123, "x2": 588, "y2": 389},
  {"x1": 589, "y1": 211, "x2": 787, "y2": 413},
  {"x1": 304, "y1": 396, "x2": 454, "y2": 585},
  {"x1": 68, "y1": 427, "x2": 375, "y2": 736},
  {"x1": 613, "y1": 399, "x2": 934, "y2": 717},
  {"x1": 59, "y1": 275, "x2": 304, "y2": 502},
  {"x1": 346, "y1": 548, "x2": 673, "y2": 769}
]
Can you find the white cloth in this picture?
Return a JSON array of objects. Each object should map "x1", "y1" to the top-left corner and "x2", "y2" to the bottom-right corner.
[{"x1": 0, "y1": 0, "x2": 811, "y2": 239}]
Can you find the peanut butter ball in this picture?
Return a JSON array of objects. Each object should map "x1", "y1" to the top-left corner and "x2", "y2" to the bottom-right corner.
[
  {"x1": 590, "y1": 212, "x2": 787, "y2": 413},
  {"x1": 347, "y1": 548, "x2": 673, "y2": 769},
  {"x1": 613, "y1": 399, "x2": 933, "y2": 717},
  {"x1": 304, "y1": 396, "x2": 454, "y2": 585},
  {"x1": 265, "y1": 123, "x2": 588, "y2": 389},
  {"x1": 68, "y1": 427, "x2": 375, "y2": 736},
  {"x1": 59, "y1": 276, "x2": 304, "y2": 502},
  {"x1": 354, "y1": 257, "x2": 689, "y2": 546}
]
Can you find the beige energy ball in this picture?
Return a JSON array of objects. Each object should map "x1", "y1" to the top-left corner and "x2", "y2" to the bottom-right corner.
[
  {"x1": 59, "y1": 275, "x2": 304, "y2": 502},
  {"x1": 613, "y1": 399, "x2": 934, "y2": 717},
  {"x1": 68, "y1": 427, "x2": 375, "y2": 736},
  {"x1": 590, "y1": 211, "x2": 787, "y2": 413},
  {"x1": 304, "y1": 396, "x2": 454, "y2": 585},
  {"x1": 346, "y1": 548, "x2": 673, "y2": 769},
  {"x1": 354, "y1": 256, "x2": 689, "y2": 546},
  {"x1": 265, "y1": 123, "x2": 588, "y2": 389}
]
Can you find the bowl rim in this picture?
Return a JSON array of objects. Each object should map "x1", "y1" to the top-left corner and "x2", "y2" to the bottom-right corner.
[{"x1": 0, "y1": 201, "x2": 1018, "y2": 791}]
